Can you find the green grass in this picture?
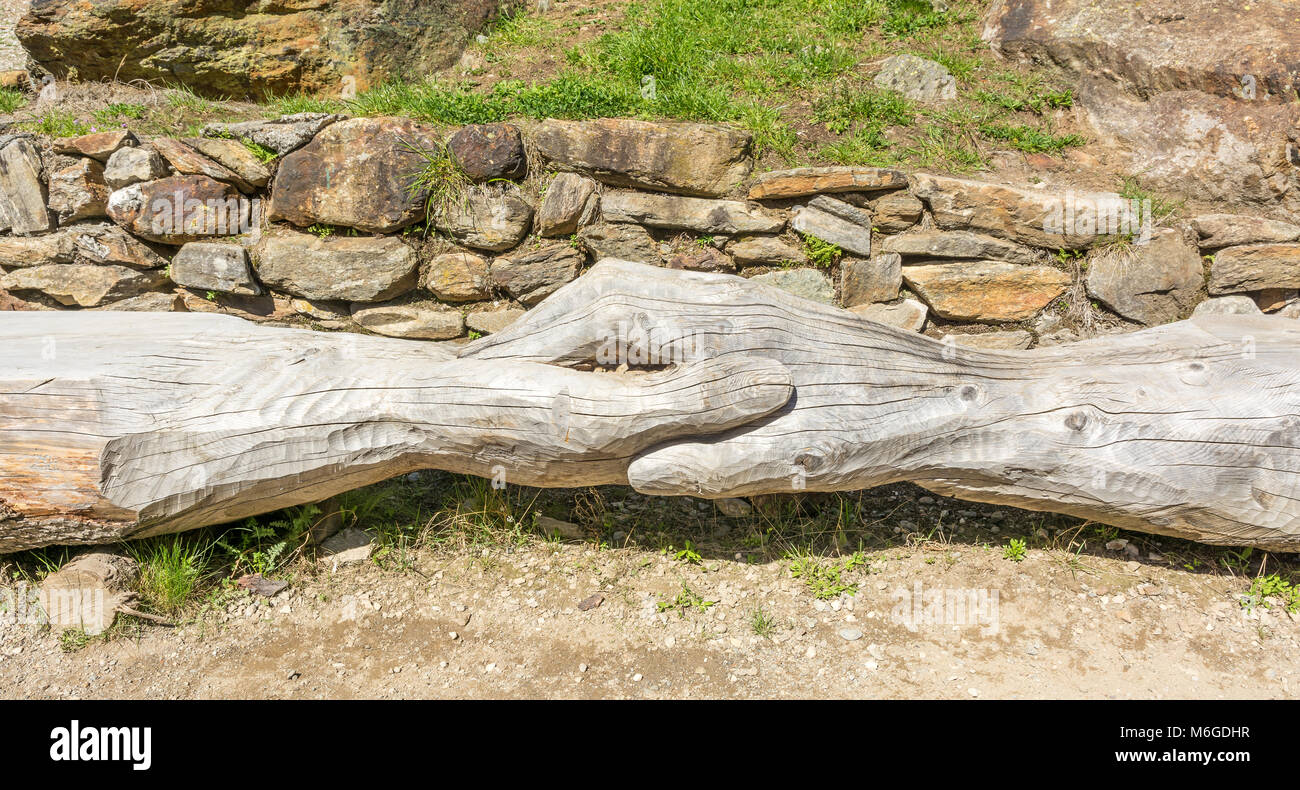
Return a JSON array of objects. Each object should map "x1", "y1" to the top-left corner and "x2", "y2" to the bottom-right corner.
[
  {"x1": 93, "y1": 102, "x2": 147, "y2": 125},
  {"x1": 1117, "y1": 175, "x2": 1184, "y2": 223},
  {"x1": 124, "y1": 535, "x2": 213, "y2": 616},
  {"x1": 21, "y1": 110, "x2": 91, "y2": 137},
  {"x1": 749, "y1": 606, "x2": 778, "y2": 637},
  {"x1": 787, "y1": 550, "x2": 866, "y2": 599},
  {"x1": 1241, "y1": 573, "x2": 1300, "y2": 613},
  {"x1": 801, "y1": 233, "x2": 843, "y2": 268},
  {"x1": 812, "y1": 83, "x2": 914, "y2": 136},
  {"x1": 979, "y1": 121, "x2": 1086, "y2": 153},
  {"x1": 656, "y1": 582, "x2": 716, "y2": 616},
  {"x1": 1002, "y1": 538, "x2": 1027, "y2": 562},
  {"x1": 401, "y1": 136, "x2": 474, "y2": 226},
  {"x1": 165, "y1": 82, "x2": 226, "y2": 115},
  {"x1": 0, "y1": 88, "x2": 26, "y2": 114}
]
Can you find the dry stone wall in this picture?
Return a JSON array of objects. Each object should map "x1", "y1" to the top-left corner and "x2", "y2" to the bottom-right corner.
[{"x1": 1, "y1": 113, "x2": 1298, "y2": 349}]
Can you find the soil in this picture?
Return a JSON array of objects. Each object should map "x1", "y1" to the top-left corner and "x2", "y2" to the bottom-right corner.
[{"x1": 2, "y1": 484, "x2": 1297, "y2": 700}]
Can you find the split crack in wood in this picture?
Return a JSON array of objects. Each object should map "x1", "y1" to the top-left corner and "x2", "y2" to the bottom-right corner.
[{"x1": 2, "y1": 259, "x2": 1298, "y2": 552}]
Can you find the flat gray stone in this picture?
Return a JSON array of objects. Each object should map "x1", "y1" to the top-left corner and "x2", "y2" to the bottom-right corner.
[
  {"x1": 791, "y1": 196, "x2": 872, "y2": 257},
  {"x1": 171, "y1": 242, "x2": 262, "y2": 296}
]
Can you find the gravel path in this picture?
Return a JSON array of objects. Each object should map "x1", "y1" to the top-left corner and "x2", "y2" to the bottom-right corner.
[{"x1": 3, "y1": 534, "x2": 1297, "y2": 699}]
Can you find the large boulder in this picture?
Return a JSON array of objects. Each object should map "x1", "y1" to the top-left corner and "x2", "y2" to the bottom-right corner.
[
  {"x1": 984, "y1": 0, "x2": 1300, "y2": 213},
  {"x1": 533, "y1": 119, "x2": 753, "y2": 197},
  {"x1": 984, "y1": 0, "x2": 1300, "y2": 100},
  {"x1": 17, "y1": 0, "x2": 513, "y2": 98},
  {"x1": 270, "y1": 117, "x2": 441, "y2": 234},
  {"x1": 252, "y1": 229, "x2": 418, "y2": 302}
]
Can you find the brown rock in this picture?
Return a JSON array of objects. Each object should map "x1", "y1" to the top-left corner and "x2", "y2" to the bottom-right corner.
[
  {"x1": 840, "y1": 253, "x2": 901, "y2": 307},
  {"x1": 903, "y1": 261, "x2": 1071, "y2": 322},
  {"x1": 183, "y1": 137, "x2": 272, "y2": 188},
  {"x1": 447, "y1": 123, "x2": 526, "y2": 181},
  {"x1": 48, "y1": 158, "x2": 109, "y2": 223},
  {"x1": 748, "y1": 166, "x2": 907, "y2": 200},
  {"x1": 107, "y1": 175, "x2": 249, "y2": 244},
  {"x1": 579, "y1": 223, "x2": 661, "y2": 265},
  {"x1": 93, "y1": 291, "x2": 189, "y2": 312},
  {"x1": 424, "y1": 251, "x2": 491, "y2": 302},
  {"x1": 881, "y1": 230, "x2": 1040, "y2": 264},
  {"x1": 1085, "y1": 228, "x2": 1203, "y2": 325},
  {"x1": 985, "y1": 0, "x2": 1300, "y2": 101},
  {"x1": 848, "y1": 298, "x2": 928, "y2": 332},
  {"x1": 1, "y1": 263, "x2": 167, "y2": 306},
  {"x1": 726, "y1": 235, "x2": 807, "y2": 267},
  {"x1": 270, "y1": 117, "x2": 442, "y2": 233},
  {"x1": 0, "y1": 138, "x2": 52, "y2": 235},
  {"x1": 667, "y1": 245, "x2": 734, "y2": 273},
  {"x1": 1209, "y1": 243, "x2": 1300, "y2": 295},
  {"x1": 179, "y1": 291, "x2": 296, "y2": 322},
  {"x1": 910, "y1": 173, "x2": 1118, "y2": 249},
  {"x1": 871, "y1": 191, "x2": 924, "y2": 233},
  {"x1": 490, "y1": 243, "x2": 584, "y2": 305},
  {"x1": 0, "y1": 223, "x2": 166, "y2": 269},
  {"x1": 17, "y1": 1, "x2": 513, "y2": 99},
  {"x1": 1191, "y1": 214, "x2": 1300, "y2": 249},
  {"x1": 1077, "y1": 81, "x2": 1300, "y2": 213},
  {"x1": 601, "y1": 191, "x2": 784, "y2": 235},
  {"x1": 52, "y1": 129, "x2": 137, "y2": 162},
  {"x1": 351, "y1": 299, "x2": 465, "y2": 340},
  {"x1": 533, "y1": 118, "x2": 753, "y2": 197},
  {"x1": 252, "y1": 229, "x2": 418, "y2": 302},
  {"x1": 150, "y1": 137, "x2": 253, "y2": 193},
  {"x1": 536, "y1": 172, "x2": 599, "y2": 237}
]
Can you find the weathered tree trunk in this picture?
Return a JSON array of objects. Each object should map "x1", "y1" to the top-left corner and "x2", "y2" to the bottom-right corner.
[
  {"x1": 3, "y1": 259, "x2": 1299, "y2": 552},
  {"x1": 0, "y1": 309, "x2": 792, "y2": 552},
  {"x1": 467, "y1": 260, "x2": 1300, "y2": 551}
]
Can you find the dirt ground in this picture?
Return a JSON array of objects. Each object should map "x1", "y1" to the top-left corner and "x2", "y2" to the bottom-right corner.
[{"x1": 2, "y1": 484, "x2": 1297, "y2": 700}]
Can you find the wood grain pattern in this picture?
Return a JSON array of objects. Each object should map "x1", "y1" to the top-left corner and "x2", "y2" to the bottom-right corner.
[
  {"x1": 467, "y1": 260, "x2": 1300, "y2": 550},
  {"x1": 4, "y1": 258, "x2": 1298, "y2": 552},
  {"x1": 0, "y1": 311, "x2": 792, "y2": 552}
]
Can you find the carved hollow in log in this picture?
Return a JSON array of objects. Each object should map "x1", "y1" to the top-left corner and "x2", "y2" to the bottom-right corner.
[{"x1": 1, "y1": 259, "x2": 1298, "y2": 552}]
